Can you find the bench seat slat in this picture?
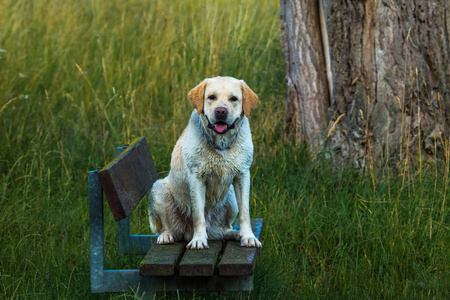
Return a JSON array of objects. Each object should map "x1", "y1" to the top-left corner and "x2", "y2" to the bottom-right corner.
[
  {"x1": 139, "y1": 242, "x2": 186, "y2": 276},
  {"x1": 179, "y1": 240, "x2": 224, "y2": 276},
  {"x1": 219, "y1": 218, "x2": 263, "y2": 276}
]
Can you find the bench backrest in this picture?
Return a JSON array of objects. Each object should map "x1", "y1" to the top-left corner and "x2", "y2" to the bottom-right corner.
[{"x1": 97, "y1": 136, "x2": 158, "y2": 221}]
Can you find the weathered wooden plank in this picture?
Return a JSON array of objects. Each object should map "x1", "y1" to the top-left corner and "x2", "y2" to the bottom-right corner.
[
  {"x1": 98, "y1": 137, "x2": 158, "y2": 221},
  {"x1": 179, "y1": 240, "x2": 224, "y2": 276},
  {"x1": 139, "y1": 242, "x2": 186, "y2": 276},
  {"x1": 219, "y1": 242, "x2": 256, "y2": 276},
  {"x1": 98, "y1": 270, "x2": 254, "y2": 293},
  {"x1": 219, "y1": 218, "x2": 264, "y2": 276}
]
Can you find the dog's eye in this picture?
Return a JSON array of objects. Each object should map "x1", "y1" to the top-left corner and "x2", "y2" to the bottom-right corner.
[
  {"x1": 230, "y1": 96, "x2": 238, "y2": 102},
  {"x1": 208, "y1": 95, "x2": 216, "y2": 100}
]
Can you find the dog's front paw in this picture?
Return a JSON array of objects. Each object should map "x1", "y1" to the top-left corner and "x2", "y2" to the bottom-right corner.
[
  {"x1": 240, "y1": 235, "x2": 262, "y2": 248},
  {"x1": 157, "y1": 231, "x2": 174, "y2": 244},
  {"x1": 224, "y1": 229, "x2": 240, "y2": 241},
  {"x1": 186, "y1": 236, "x2": 209, "y2": 250}
]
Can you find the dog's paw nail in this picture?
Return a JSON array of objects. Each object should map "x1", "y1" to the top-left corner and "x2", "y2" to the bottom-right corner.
[
  {"x1": 187, "y1": 237, "x2": 208, "y2": 250},
  {"x1": 240, "y1": 236, "x2": 261, "y2": 248},
  {"x1": 157, "y1": 232, "x2": 175, "y2": 245}
]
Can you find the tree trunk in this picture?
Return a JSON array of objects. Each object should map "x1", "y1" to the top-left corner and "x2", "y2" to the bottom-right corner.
[
  {"x1": 280, "y1": 0, "x2": 330, "y2": 144},
  {"x1": 281, "y1": 0, "x2": 450, "y2": 166}
]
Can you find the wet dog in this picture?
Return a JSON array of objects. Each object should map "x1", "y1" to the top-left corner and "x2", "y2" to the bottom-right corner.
[{"x1": 148, "y1": 76, "x2": 261, "y2": 249}]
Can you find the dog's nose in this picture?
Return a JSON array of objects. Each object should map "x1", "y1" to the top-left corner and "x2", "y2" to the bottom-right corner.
[{"x1": 215, "y1": 107, "x2": 228, "y2": 119}]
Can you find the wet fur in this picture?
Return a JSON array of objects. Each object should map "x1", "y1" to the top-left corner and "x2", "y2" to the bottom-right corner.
[{"x1": 148, "y1": 77, "x2": 261, "y2": 249}]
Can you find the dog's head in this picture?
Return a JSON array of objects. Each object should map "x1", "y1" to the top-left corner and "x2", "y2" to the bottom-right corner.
[{"x1": 188, "y1": 76, "x2": 258, "y2": 135}]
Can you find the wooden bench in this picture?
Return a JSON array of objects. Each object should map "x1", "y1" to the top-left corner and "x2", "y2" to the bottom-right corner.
[{"x1": 89, "y1": 136, "x2": 263, "y2": 293}]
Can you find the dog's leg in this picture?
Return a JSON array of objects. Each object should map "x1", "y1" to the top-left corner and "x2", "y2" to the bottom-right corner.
[
  {"x1": 148, "y1": 179, "x2": 175, "y2": 244},
  {"x1": 222, "y1": 186, "x2": 240, "y2": 240},
  {"x1": 233, "y1": 171, "x2": 262, "y2": 248},
  {"x1": 186, "y1": 175, "x2": 209, "y2": 249}
]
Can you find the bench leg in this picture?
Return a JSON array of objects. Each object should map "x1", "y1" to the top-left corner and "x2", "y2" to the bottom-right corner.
[
  {"x1": 89, "y1": 170, "x2": 105, "y2": 293},
  {"x1": 118, "y1": 217, "x2": 131, "y2": 254}
]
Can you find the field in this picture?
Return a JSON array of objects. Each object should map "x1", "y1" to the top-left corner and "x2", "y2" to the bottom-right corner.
[{"x1": 1, "y1": 0, "x2": 449, "y2": 298}]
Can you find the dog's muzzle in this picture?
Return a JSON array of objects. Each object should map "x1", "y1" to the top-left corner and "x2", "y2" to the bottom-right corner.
[{"x1": 205, "y1": 116, "x2": 237, "y2": 135}]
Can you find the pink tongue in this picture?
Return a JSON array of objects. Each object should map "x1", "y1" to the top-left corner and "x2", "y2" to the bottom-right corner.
[{"x1": 214, "y1": 123, "x2": 228, "y2": 133}]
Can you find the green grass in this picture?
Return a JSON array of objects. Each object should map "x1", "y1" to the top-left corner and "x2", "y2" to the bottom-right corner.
[{"x1": 1, "y1": 0, "x2": 449, "y2": 299}]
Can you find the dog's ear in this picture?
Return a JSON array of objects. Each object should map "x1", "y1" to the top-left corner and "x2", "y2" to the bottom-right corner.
[
  {"x1": 241, "y1": 81, "x2": 258, "y2": 118},
  {"x1": 188, "y1": 80, "x2": 208, "y2": 115}
]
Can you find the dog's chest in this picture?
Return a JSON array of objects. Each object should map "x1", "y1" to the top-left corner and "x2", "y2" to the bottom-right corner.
[
  {"x1": 199, "y1": 150, "x2": 240, "y2": 181},
  {"x1": 196, "y1": 148, "x2": 244, "y2": 202},
  {"x1": 203, "y1": 168, "x2": 235, "y2": 206}
]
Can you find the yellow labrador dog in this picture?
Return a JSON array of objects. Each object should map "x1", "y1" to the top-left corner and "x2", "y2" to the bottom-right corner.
[{"x1": 148, "y1": 76, "x2": 261, "y2": 250}]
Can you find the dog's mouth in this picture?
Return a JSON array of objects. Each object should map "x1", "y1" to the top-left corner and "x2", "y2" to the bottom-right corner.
[
  {"x1": 206, "y1": 118, "x2": 237, "y2": 134},
  {"x1": 214, "y1": 121, "x2": 231, "y2": 134}
]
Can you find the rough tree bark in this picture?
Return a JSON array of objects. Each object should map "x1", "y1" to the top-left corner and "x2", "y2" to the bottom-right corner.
[
  {"x1": 281, "y1": 0, "x2": 450, "y2": 166},
  {"x1": 280, "y1": 0, "x2": 330, "y2": 144}
]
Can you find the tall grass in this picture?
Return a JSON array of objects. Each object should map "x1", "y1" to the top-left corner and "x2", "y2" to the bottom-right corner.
[{"x1": 1, "y1": 0, "x2": 449, "y2": 299}]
